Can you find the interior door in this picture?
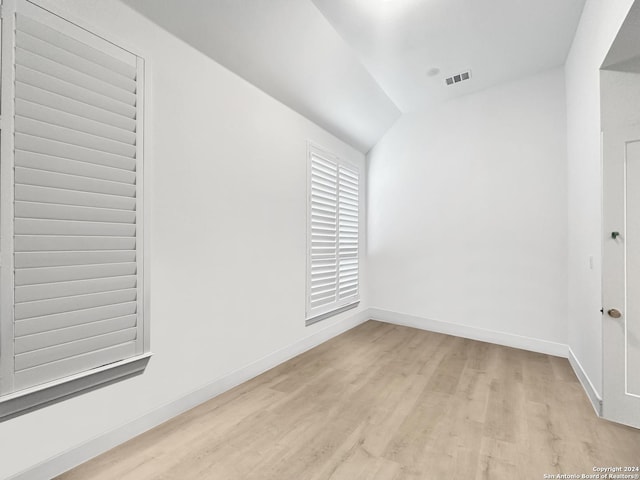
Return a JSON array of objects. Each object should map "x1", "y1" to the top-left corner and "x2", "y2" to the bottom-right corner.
[{"x1": 602, "y1": 125, "x2": 640, "y2": 428}]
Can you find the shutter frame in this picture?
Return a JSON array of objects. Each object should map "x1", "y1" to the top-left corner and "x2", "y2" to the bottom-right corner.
[
  {"x1": 0, "y1": 0, "x2": 18, "y2": 395},
  {"x1": 0, "y1": 0, "x2": 150, "y2": 412},
  {"x1": 306, "y1": 144, "x2": 360, "y2": 324}
]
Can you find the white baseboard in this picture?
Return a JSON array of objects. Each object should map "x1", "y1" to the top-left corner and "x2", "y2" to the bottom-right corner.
[
  {"x1": 9, "y1": 310, "x2": 370, "y2": 480},
  {"x1": 368, "y1": 308, "x2": 569, "y2": 358},
  {"x1": 568, "y1": 347, "x2": 603, "y2": 416}
]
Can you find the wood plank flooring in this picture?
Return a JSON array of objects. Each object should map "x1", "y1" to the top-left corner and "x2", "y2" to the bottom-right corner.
[{"x1": 58, "y1": 321, "x2": 640, "y2": 480}]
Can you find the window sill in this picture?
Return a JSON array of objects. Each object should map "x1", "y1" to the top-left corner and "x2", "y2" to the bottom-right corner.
[
  {"x1": 306, "y1": 301, "x2": 360, "y2": 326},
  {"x1": 0, "y1": 353, "x2": 152, "y2": 422}
]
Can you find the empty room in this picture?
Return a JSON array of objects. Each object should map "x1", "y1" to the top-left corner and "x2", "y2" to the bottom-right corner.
[{"x1": 0, "y1": 0, "x2": 639, "y2": 478}]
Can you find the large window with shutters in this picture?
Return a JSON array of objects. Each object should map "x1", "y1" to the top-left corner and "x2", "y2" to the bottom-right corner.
[
  {"x1": 306, "y1": 144, "x2": 359, "y2": 325},
  {"x1": 0, "y1": 0, "x2": 149, "y2": 420}
]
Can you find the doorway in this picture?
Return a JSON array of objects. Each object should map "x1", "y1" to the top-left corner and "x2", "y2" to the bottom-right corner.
[{"x1": 601, "y1": 0, "x2": 640, "y2": 428}]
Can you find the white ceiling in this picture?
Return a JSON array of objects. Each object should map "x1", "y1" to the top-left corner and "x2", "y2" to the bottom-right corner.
[
  {"x1": 120, "y1": 0, "x2": 401, "y2": 153},
  {"x1": 311, "y1": 0, "x2": 586, "y2": 112},
  {"x1": 121, "y1": 0, "x2": 586, "y2": 151},
  {"x1": 603, "y1": 0, "x2": 640, "y2": 73}
]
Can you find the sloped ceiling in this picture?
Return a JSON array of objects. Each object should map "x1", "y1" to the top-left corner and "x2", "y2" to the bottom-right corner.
[
  {"x1": 602, "y1": 0, "x2": 640, "y2": 73},
  {"x1": 121, "y1": 0, "x2": 586, "y2": 152},
  {"x1": 120, "y1": 0, "x2": 401, "y2": 153},
  {"x1": 311, "y1": 0, "x2": 587, "y2": 113}
]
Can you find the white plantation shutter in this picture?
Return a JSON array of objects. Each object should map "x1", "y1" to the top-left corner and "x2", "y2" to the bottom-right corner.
[
  {"x1": 337, "y1": 165, "x2": 359, "y2": 299},
  {"x1": 0, "y1": 0, "x2": 148, "y2": 402},
  {"x1": 307, "y1": 146, "x2": 359, "y2": 322},
  {"x1": 309, "y1": 153, "x2": 338, "y2": 312}
]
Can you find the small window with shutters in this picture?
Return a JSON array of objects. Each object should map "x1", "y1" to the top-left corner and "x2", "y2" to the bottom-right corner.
[
  {"x1": 306, "y1": 144, "x2": 359, "y2": 325},
  {"x1": 0, "y1": 0, "x2": 149, "y2": 420}
]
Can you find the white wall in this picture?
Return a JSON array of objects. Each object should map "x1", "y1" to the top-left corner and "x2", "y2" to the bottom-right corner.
[
  {"x1": 565, "y1": 0, "x2": 634, "y2": 399},
  {"x1": 0, "y1": 1, "x2": 367, "y2": 478},
  {"x1": 367, "y1": 68, "x2": 568, "y2": 347},
  {"x1": 601, "y1": 69, "x2": 640, "y2": 130}
]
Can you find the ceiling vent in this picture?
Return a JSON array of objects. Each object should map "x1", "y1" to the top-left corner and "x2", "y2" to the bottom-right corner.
[{"x1": 445, "y1": 70, "x2": 471, "y2": 86}]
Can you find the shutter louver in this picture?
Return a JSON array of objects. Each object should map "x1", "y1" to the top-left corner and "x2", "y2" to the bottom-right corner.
[
  {"x1": 337, "y1": 165, "x2": 359, "y2": 300},
  {"x1": 309, "y1": 154, "x2": 338, "y2": 311},
  {"x1": 9, "y1": 8, "x2": 144, "y2": 391},
  {"x1": 307, "y1": 149, "x2": 359, "y2": 320}
]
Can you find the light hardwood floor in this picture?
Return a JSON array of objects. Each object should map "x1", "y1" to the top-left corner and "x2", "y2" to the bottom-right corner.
[{"x1": 58, "y1": 321, "x2": 640, "y2": 480}]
